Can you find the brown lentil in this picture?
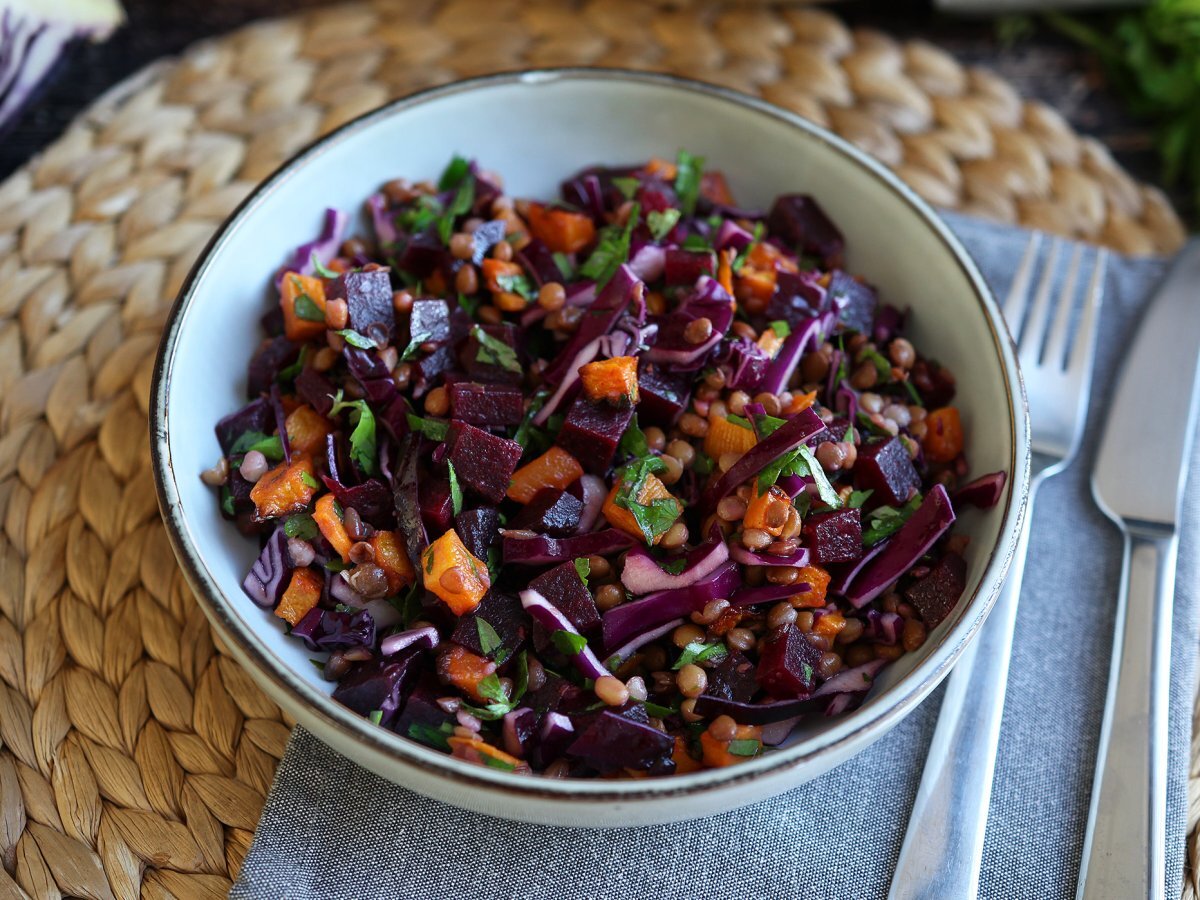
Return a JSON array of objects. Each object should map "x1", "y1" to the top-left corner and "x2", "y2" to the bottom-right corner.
[
  {"x1": 492, "y1": 240, "x2": 514, "y2": 262},
  {"x1": 643, "y1": 426, "x2": 667, "y2": 452},
  {"x1": 708, "y1": 715, "x2": 738, "y2": 742},
  {"x1": 594, "y1": 583, "x2": 626, "y2": 612},
  {"x1": 392, "y1": 290, "x2": 414, "y2": 314},
  {"x1": 324, "y1": 651, "x2": 351, "y2": 681},
  {"x1": 348, "y1": 541, "x2": 375, "y2": 565},
  {"x1": 538, "y1": 282, "x2": 566, "y2": 311},
  {"x1": 767, "y1": 538, "x2": 797, "y2": 556},
  {"x1": 679, "y1": 413, "x2": 708, "y2": 437},
  {"x1": 717, "y1": 496, "x2": 748, "y2": 522},
  {"x1": 684, "y1": 317, "x2": 713, "y2": 345},
  {"x1": 767, "y1": 566, "x2": 801, "y2": 586},
  {"x1": 782, "y1": 506, "x2": 803, "y2": 539},
  {"x1": 731, "y1": 321, "x2": 757, "y2": 341},
  {"x1": 478, "y1": 305, "x2": 503, "y2": 325},
  {"x1": 393, "y1": 362, "x2": 413, "y2": 390},
  {"x1": 595, "y1": 675, "x2": 630, "y2": 707},
  {"x1": 672, "y1": 624, "x2": 706, "y2": 649},
  {"x1": 659, "y1": 454, "x2": 684, "y2": 486},
  {"x1": 727, "y1": 390, "x2": 750, "y2": 416},
  {"x1": 742, "y1": 528, "x2": 772, "y2": 550},
  {"x1": 850, "y1": 360, "x2": 878, "y2": 390},
  {"x1": 726, "y1": 628, "x2": 756, "y2": 652},
  {"x1": 526, "y1": 656, "x2": 546, "y2": 692},
  {"x1": 642, "y1": 645, "x2": 668, "y2": 672},
  {"x1": 708, "y1": 400, "x2": 728, "y2": 420},
  {"x1": 753, "y1": 392, "x2": 782, "y2": 416},
  {"x1": 543, "y1": 759, "x2": 571, "y2": 778},
  {"x1": 860, "y1": 392, "x2": 884, "y2": 415},
  {"x1": 767, "y1": 602, "x2": 798, "y2": 629},
  {"x1": 378, "y1": 346, "x2": 399, "y2": 371},
  {"x1": 449, "y1": 233, "x2": 474, "y2": 260},
  {"x1": 837, "y1": 618, "x2": 865, "y2": 644},
  {"x1": 454, "y1": 264, "x2": 478, "y2": 295},
  {"x1": 587, "y1": 555, "x2": 612, "y2": 580},
  {"x1": 816, "y1": 441, "x2": 846, "y2": 471},
  {"x1": 876, "y1": 643, "x2": 904, "y2": 661},
  {"x1": 651, "y1": 670, "x2": 675, "y2": 694},
  {"x1": 806, "y1": 633, "x2": 831, "y2": 652},
  {"x1": 691, "y1": 598, "x2": 730, "y2": 626},
  {"x1": 349, "y1": 565, "x2": 389, "y2": 598},
  {"x1": 841, "y1": 442, "x2": 858, "y2": 468},
  {"x1": 660, "y1": 521, "x2": 689, "y2": 549},
  {"x1": 680, "y1": 698, "x2": 704, "y2": 723},
  {"x1": 846, "y1": 643, "x2": 875, "y2": 667},
  {"x1": 883, "y1": 404, "x2": 911, "y2": 428},
  {"x1": 800, "y1": 351, "x2": 830, "y2": 384},
  {"x1": 439, "y1": 567, "x2": 467, "y2": 594},
  {"x1": 816, "y1": 652, "x2": 843, "y2": 680},
  {"x1": 889, "y1": 337, "x2": 916, "y2": 369},
  {"x1": 424, "y1": 386, "x2": 450, "y2": 417},
  {"x1": 200, "y1": 457, "x2": 229, "y2": 487},
  {"x1": 677, "y1": 664, "x2": 708, "y2": 698},
  {"x1": 666, "y1": 439, "x2": 695, "y2": 466},
  {"x1": 325, "y1": 299, "x2": 349, "y2": 331}
]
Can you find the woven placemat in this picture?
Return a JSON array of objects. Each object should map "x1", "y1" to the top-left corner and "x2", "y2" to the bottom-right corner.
[{"x1": 0, "y1": 2, "x2": 1193, "y2": 896}]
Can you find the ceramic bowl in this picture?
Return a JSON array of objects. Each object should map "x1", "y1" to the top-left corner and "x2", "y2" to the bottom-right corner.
[{"x1": 151, "y1": 69, "x2": 1029, "y2": 826}]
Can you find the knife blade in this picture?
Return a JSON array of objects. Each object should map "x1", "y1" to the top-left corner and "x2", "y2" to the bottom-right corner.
[{"x1": 1078, "y1": 241, "x2": 1200, "y2": 900}]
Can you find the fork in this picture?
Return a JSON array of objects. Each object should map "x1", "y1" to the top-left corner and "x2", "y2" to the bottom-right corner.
[{"x1": 889, "y1": 235, "x2": 1109, "y2": 899}]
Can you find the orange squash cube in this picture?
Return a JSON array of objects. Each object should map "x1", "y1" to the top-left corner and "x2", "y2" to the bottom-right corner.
[
  {"x1": 437, "y1": 644, "x2": 497, "y2": 702},
  {"x1": 371, "y1": 530, "x2": 416, "y2": 594},
  {"x1": 700, "y1": 724, "x2": 763, "y2": 768},
  {"x1": 422, "y1": 530, "x2": 490, "y2": 615},
  {"x1": 602, "y1": 473, "x2": 681, "y2": 545},
  {"x1": 275, "y1": 567, "x2": 322, "y2": 626},
  {"x1": 250, "y1": 456, "x2": 317, "y2": 521},
  {"x1": 704, "y1": 414, "x2": 758, "y2": 461},
  {"x1": 280, "y1": 272, "x2": 327, "y2": 342},
  {"x1": 285, "y1": 404, "x2": 333, "y2": 457},
  {"x1": 507, "y1": 447, "x2": 584, "y2": 505},
  {"x1": 524, "y1": 203, "x2": 597, "y2": 254},
  {"x1": 579, "y1": 356, "x2": 638, "y2": 406},
  {"x1": 743, "y1": 485, "x2": 791, "y2": 538},
  {"x1": 313, "y1": 493, "x2": 352, "y2": 563}
]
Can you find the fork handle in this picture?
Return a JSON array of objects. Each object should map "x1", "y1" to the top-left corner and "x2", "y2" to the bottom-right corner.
[
  {"x1": 888, "y1": 503, "x2": 1034, "y2": 900},
  {"x1": 1077, "y1": 528, "x2": 1174, "y2": 900}
]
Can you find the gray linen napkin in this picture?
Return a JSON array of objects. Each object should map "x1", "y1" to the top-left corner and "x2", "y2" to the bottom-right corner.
[{"x1": 231, "y1": 214, "x2": 1193, "y2": 900}]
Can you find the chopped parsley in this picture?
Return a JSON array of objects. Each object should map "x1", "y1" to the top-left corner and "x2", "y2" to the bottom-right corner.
[
  {"x1": 367, "y1": 710, "x2": 383, "y2": 726},
  {"x1": 644, "y1": 700, "x2": 678, "y2": 719},
  {"x1": 862, "y1": 494, "x2": 923, "y2": 546},
  {"x1": 336, "y1": 328, "x2": 377, "y2": 350},
  {"x1": 574, "y1": 557, "x2": 591, "y2": 586},
  {"x1": 219, "y1": 486, "x2": 235, "y2": 516},
  {"x1": 673, "y1": 640, "x2": 728, "y2": 670},
  {"x1": 300, "y1": 471, "x2": 321, "y2": 490},
  {"x1": 457, "y1": 292, "x2": 481, "y2": 319},
  {"x1": 283, "y1": 514, "x2": 319, "y2": 540},
  {"x1": 647, "y1": 208, "x2": 681, "y2": 241},
  {"x1": 407, "y1": 720, "x2": 453, "y2": 752},
  {"x1": 399, "y1": 329, "x2": 431, "y2": 362},
  {"x1": 757, "y1": 442, "x2": 840, "y2": 509},
  {"x1": 731, "y1": 222, "x2": 767, "y2": 274},
  {"x1": 551, "y1": 630, "x2": 589, "y2": 657},
  {"x1": 612, "y1": 176, "x2": 640, "y2": 200},
  {"x1": 903, "y1": 379, "x2": 923, "y2": 406},
  {"x1": 476, "y1": 618, "x2": 503, "y2": 656},
  {"x1": 290, "y1": 278, "x2": 326, "y2": 322},
  {"x1": 674, "y1": 149, "x2": 704, "y2": 216},
  {"x1": 495, "y1": 272, "x2": 536, "y2": 301},
  {"x1": 406, "y1": 413, "x2": 449, "y2": 441},
  {"x1": 860, "y1": 346, "x2": 892, "y2": 381},
  {"x1": 847, "y1": 489, "x2": 874, "y2": 509},
  {"x1": 447, "y1": 460, "x2": 463, "y2": 515},
  {"x1": 276, "y1": 346, "x2": 308, "y2": 384},
  {"x1": 727, "y1": 738, "x2": 760, "y2": 757},
  {"x1": 768, "y1": 320, "x2": 791, "y2": 339},
  {"x1": 309, "y1": 251, "x2": 338, "y2": 279},
  {"x1": 617, "y1": 416, "x2": 650, "y2": 459},
  {"x1": 680, "y1": 233, "x2": 711, "y2": 252},
  {"x1": 437, "y1": 174, "x2": 476, "y2": 245},
  {"x1": 471, "y1": 325, "x2": 522, "y2": 374},
  {"x1": 613, "y1": 456, "x2": 680, "y2": 544},
  {"x1": 552, "y1": 252, "x2": 574, "y2": 280},
  {"x1": 580, "y1": 201, "x2": 640, "y2": 289},
  {"x1": 438, "y1": 154, "x2": 471, "y2": 192},
  {"x1": 327, "y1": 391, "x2": 377, "y2": 476},
  {"x1": 399, "y1": 195, "x2": 443, "y2": 234},
  {"x1": 659, "y1": 557, "x2": 687, "y2": 576},
  {"x1": 229, "y1": 431, "x2": 284, "y2": 462}
]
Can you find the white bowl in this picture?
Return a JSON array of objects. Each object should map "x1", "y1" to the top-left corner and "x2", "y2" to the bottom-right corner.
[{"x1": 151, "y1": 69, "x2": 1029, "y2": 826}]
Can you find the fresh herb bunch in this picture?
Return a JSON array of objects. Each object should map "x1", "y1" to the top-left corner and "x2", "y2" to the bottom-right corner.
[{"x1": 1045, "y1": 0, "x2": 1200, "y2": 215}]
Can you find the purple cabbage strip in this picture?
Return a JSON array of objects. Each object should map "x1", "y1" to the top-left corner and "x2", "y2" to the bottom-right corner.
[
  {"x1": 577, "y1": 474, "x2": 607, "y2": 533},
  {"x1": 619, "y1": 526, "x2": 729, "y2": 595},
  {"x1": 702, "y1": 407, "x2": 824, "y2": 511},
  {"x1": 729, "y1": 583, "x2": 811, "y2": 609},
  {"x1": 729, "y1": 543, "x2": 810, "y2": 568},
  {"x1": 367, "y1": 193, "x2": 397, "y2": 246},
  {"x1": 380, "y1": 626, "x2": 440, "y2": 657},
  {"x1": 275, "y1": 208, "x2": 348, "y2": 288},
  {"x1": 520, "y1": 589, "x2": 608, "y2": 681},
  {"x1": 603, "y1": 562, "x2": 741, "y2": 652},
  {"x1": 604, "y1": 618, "x2": 685, "y2": 669},
  {"x1": 242, "y1": 528, "x2": 292, "y2": 609},
  {"x1": 759, "y1": 313, "x2": 833, "y2": 396}
]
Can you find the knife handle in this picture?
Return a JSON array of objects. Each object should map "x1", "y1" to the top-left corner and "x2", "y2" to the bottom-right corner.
[{"x1": 1077, "y1": 528, "x2": 1174, "y2": 900}]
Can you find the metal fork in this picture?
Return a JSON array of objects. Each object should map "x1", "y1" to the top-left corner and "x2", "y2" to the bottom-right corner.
[{"x1": 890, "y1": 235, "x2": 1108, "y2": 899}]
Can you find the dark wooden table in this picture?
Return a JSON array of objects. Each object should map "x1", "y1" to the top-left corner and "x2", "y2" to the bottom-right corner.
[{"x1": 2, "y1": 0, "x2": 1179, "y2": 217}]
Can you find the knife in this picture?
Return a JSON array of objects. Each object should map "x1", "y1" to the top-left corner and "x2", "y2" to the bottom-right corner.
[{"x1": 1078, "y1": 241, "x2": 1200, "y2": 900}]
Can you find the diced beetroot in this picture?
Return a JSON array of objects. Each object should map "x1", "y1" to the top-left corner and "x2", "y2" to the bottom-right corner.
[
  {"x1": 409, "y1": 297, "x2": 452, "y2": 346},
  {"x1": 516, "y1": 238, "x2": 564, "y2": 287},
  {"x1": 454, "y1": 507, "x2": 502, "y2": 561},
  {"x1": 418, "y1": 475, "x2": 454, "y2": 533},
  {"x1": 636, "y1": 364, "x2": 692, "y2": 427},
  {"x1": 524, "y1": 671, "x2": 583, "y2": 716},
  {"x1": 446, "y1": 421, "x2": 523, "y2": 503},
  {"x1": 378, "y1": 394, "x2": 412, "y2": 443},
  {"x1": 529, "y1": 560, "x2": 600, "y2": 635},
  {"x1": 295, "y1": 367, "x2": 336, "y2": 416},
  {"x1": 905, "y1": 551, "x2": 968, "y2": 628},
  {"x1": 392, "y1": 674, "x2": 455, "y2": 743},
  {"x1": 827, "y1": 271, "x2": 878, "y2": 335},
  {"x1": 321, "y1": 476, "x2": 395, "y2": 529},
  {"x1": 664, "y1": 249, "x2": 715, "y2": 286},
  {"x1": 247, "y1": 336, "x2": 297, "y2": 399},
  {"x1": 470, "y1": 220, "x2": 507, "y2": 266},
  {"x1": 451, "y1": 590, "x2": 529, "y2": 660},
  {"x1": 536, "y1": 712, "x2": 577, "y2": 768},
  {"x1": 809, "y1": 418, "x2": 849, "y2": 449},
  {"x1": 343, "y1": 347, "x2": 396, "y2": 405},
  {"x1": 952, "y1": 471, "x2": 1007, "y2": 510},
  {"x1": 502, "y1": 708, "x2": 539, "y2": 759},
  {"x1": 766, "y1": 194, "x2": 844, "y2": 269},
  {"x1": 396, "y1": 232, "x2": 446, "y2": 278},
  {"x1": 704, "y1": 650, "x2": 757, "y2": 703},
  {"x1": 331, "y1": 649, "x2": 423, "y2": 726},
  {"x1": 767, "y1": 269, "x2": 826, "y2": 324},
  {"x1": 414, "y1": 345, "x2": 457, "y2": 396},
  {"x1": 855, "y1": 437, "x2": 921, "y2": 507},
  {"x1": 567, "y1": 710, "x2": 674, "y2": 775},
  {"x1": 215, "y1": 398, "x2": 272, "y2": 456},
  {"x1": 330, "y1": 269, "x2": 395, "y2": 341},
  {"x1": 508, "y1": 489, "x2": 584, "y2": 537},
  {"x1": 756, "y1": 624, "x2": 823, "y2": 698},
  {"x1": 226, "y1": 471, "x2": 255, "y2": 516},
  {"x1": 555, "y1": 396, "x2": 633, "y2": 474},
  {"x1": 461, "y1": 323, "x2": 522, "y2": 385},
  {"x1": 448, "y1": 382, "x2": 524, "y2": 427},
  {"x1": 802, "y1": 508, "x2": 863, "y2": 565},
  {"x1": 911, "y1": 359, "x2": 957, "y2": 407}
]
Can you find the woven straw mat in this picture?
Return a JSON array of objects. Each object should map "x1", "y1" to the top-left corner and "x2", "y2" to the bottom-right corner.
[{"x1": 0, "y1": 1, "x2": 1194, "y2": 897}]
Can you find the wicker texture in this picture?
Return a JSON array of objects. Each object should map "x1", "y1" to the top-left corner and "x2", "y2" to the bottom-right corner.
[{"x1": 0, "y1": 2, "x2": 1191, "y2": 896}]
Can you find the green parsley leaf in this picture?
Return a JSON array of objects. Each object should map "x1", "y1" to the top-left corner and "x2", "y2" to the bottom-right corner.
[
  {"x1": 680, "y1": 233, "x2": 711, "y2": 251},
  {"x1": 769, "y1": 320, "x2": 791, "y2": 339},
  {"x1": 392, "y1": 582, "x2": 423, "y2": 627},
  {"x1": 674, "y1": 149, "x2": 705, "y2": 216},
  {"x1": 437, "y1": 175, "x2": 476, "y2": 245},
  {"x1": 399, "y1": 194, "x2": 443, "y2": 234},
  {"x1": 692, "y1": 451, "x2": 714, "y2": 475},
  {"x1": 551, "y1": 630, "x2": 589, "y2": 657},
  {"x1": 618, "y1": 416, "x2": 650, "y2": 459},
  {"x1": 300, "y1": 471, "x2": 321, "y2": 490},
  {"x1": 276, "y1": 346, "x2": 309, "y2": 384},
  {"x1": 283, "y1": 514, "x2": 319, "y2": 540},
  {"x1": 495, "y1": 272, "x2": 536, "y2": 301},
  {"x1": 673, "y1": 640, "x2": 729, "y2": 670},
  {"x1": 324, "y1": 559, "x2": 351, "y2": 572},
  {"x1": 476, "y1": 618, "x2": 503, "y2": 656},
  {"x1": 579, "y1": 202, "x2": 640, "y2": 289},
  {"x1": 482, "y1": 754, "x2": 517, "y2": 771},
  {"x1": 513, "y1": 391, "x2": 549, "y2": 450},
  {"x1": 847, "y1": 489, "x2": 874, "y2": 509},
  {"x1": 336, "y1": 329, "x2": 377, "y2": 350},
  {"x1": 290, "y1": 278, "x2": 326, "y2": 322},
  {"x1": 471, "y1": 325, "x2": 522, "y2": 374},
  {"x1": 407, "y1": 720, "x2": 453, "y2": 751},
  {"x1": 799, "y1": 444, "x2": 841, "y2": 508},
  {"x1": 659, "y1": 557, "x2": 687, "y2": 575},
  {"x1": 447, "y1": 460, "x2": 464, "y2": 516},
  {"x1": 644, "y1": 700, "x2": 678, "y2": 719},
  {"x1": 613, "y1": 456, "x2": 680, "y2": 545},
  {"x1": 406, "y1": 413, "x2": 449, "y2": 441},
  {"x1": 552, "y1": 252, "x2": 574, "y2": 280},
  {"x1": 328, "y1": 390, "x2": 377, "y2": 476},
  {"x1": 477, "y1": 673, "x2": 509, "y2": 705},
  {"x1": 646, "y1": 208, "x2": 681, "y2": 241},
  {"x1": 310, "y1": 251, "x2": 338, "y2": 279},
  {"x1": 512, "y1": 650, "x2": 529, "y2": 704},
  {"x1": 457, "y1": 292, "x2": 481, "y2": 319},
  {"x1": 727, "y1": 738, "x2": 761, "y2": 757},
  {"x1": 612, "y1": 176, "x2": 640, "y2": 200},
  {"x1": 438, "y1": 154, "x2": 471, "y2": 192},
  {"x1": 229, "y1": 431, "x2": 285, "y2": 461},
  {"x1": 860, "y1": 347, "x2": 892, "y2": 381},
  {"x1": 903, "y1": 378, "x2": 924, "y2": 407},
  {"x1": 219, "y1": 486, "x2": 235, "y2": 516},
  {"x1": 862, "y1": 494, "x2": 923, "y2": 546},
  {"x1": 399, "y1": 330, "x2": 431, "y2": 362},
  {"x1": 368, "y1": 709, "x2": 383, "y2": 726},
  {"x1": 574, "y1": 557, "x2": 590, "y2": 587}
]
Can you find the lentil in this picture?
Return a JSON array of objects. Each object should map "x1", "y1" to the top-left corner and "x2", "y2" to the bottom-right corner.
[
  {"x1": 677, "y1": 664, "x2": 708, "y2": 698},
  {"x1": 538, "y1": 282, "x2": 566, "y2": 311},
  {"x1": 594, "y1": 583, "x2": 626, "y2": 611},
  {"x1": 200, "y1": 457, "x2": 229, "y2": 487},
  {"x1": 424, "y1": 386, "x2": 450, "y2": 416},
  {"x1": 239, "y1": 450, "x2": 268, "y2": 483},
  {"x1": 708, "y1": 715, "x2": 738, "y2": 742},
  {"x1": 717, "y1": 495, "x2": 748, "y2": 522},
  {"x1": 726, "y1": 628, "x2": 756, "y2": 652},
  {"x1": 595, "y1": 675, "x2": 630, "y2": 706}
]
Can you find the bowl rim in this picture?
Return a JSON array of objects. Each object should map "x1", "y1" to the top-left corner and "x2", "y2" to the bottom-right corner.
[{"x1": 150, "y1": 67, "x2": 1030, "y2": 802}]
